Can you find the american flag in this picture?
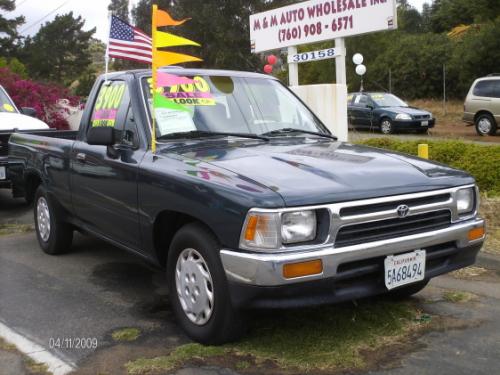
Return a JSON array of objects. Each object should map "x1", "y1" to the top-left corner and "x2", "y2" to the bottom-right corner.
[{"x1": 108, "y1": 16, "x2": 152, "y2": 64}]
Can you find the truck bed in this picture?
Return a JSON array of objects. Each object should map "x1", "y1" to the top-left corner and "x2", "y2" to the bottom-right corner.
[{"x1": 0, "y1": 129, "x2": 77, "y2": 157}]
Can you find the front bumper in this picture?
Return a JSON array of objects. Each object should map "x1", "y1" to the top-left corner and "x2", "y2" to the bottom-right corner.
[
  {"x1": 0, "y1": 157, "x2": 12, "y2": 188},
  {"x1": 393, "y1": 118, "x2": 435, "y2": 130},
  {"x1": 221, "y1": 218, "x2": 484, "y2": 308}
]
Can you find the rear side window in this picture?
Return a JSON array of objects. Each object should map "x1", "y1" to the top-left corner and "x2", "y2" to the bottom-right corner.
[
  {"x1": 90, "y1": 80, "x2": 130, "y2": 129},
  {"x1": 473, "y1": 80, "x2": 500, "y2": 98}
]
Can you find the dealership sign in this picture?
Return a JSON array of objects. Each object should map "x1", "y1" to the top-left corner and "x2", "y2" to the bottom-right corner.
[{"x1": 250, "y1": 0, "x2": 397, "y2": 53}]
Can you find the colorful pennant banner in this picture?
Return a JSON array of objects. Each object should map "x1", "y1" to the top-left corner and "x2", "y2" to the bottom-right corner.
[
  {"x1": 151, "y1": 5, "x2": 202, "y2": 152},
  {"x1": 156, "y1": 71, "x2": 195, "y2": 87}
]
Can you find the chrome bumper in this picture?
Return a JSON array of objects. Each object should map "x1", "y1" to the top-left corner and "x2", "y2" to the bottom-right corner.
[{"x1": 220, "y1": 218, "x2": 485, "y2": 286}]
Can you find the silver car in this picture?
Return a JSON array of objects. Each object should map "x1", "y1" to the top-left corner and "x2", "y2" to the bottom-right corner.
[{"x1": 463, "y1": 75, "x2": 500, "y2": 136}]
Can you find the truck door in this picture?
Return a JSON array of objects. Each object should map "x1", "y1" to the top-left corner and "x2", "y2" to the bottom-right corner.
[{"x1": 71, "y1": 79, "x2": 145, "y2": 250}]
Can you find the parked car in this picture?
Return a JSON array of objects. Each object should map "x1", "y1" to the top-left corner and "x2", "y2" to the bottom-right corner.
[
  {"x1": 463, "y1": 75, "x2": 500, "y2": 136},
  {"x1": 348, "y1": 92, "x2": 435, "y2": 134},
  {"x1": 8, "y1": 69, "x2": 485, "y2": 344},
  {"x1": 0, "y1": 85, "x2": 52, "y2": 192}
]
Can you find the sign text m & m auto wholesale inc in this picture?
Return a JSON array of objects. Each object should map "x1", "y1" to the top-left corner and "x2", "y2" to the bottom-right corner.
[{"x1": 250, "y1": 0, "x2": 397, "y2": 53}]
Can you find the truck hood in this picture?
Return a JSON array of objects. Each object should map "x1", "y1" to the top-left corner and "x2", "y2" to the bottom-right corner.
[
  {"x1": 166, "y1": 138, "x2": 474, "y2": 206},
  {"x1": 0, "y1": 112, "x2": 49, "y2": 131}
]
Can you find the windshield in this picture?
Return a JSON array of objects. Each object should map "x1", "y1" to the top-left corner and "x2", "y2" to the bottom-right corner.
[
  {"x1": 141, "y1": 74, "x2": 326, "y2": 139},
  {"x1": 370, "y1": 93, "x2": 408, "y2": 108},
  {"x1": 0, "y1": 87, "x2": 18, "y2": 113}
]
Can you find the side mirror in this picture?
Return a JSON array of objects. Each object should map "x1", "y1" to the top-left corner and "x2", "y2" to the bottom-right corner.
[
  {"x1": 366, "y1": 104, "x2": 374, "y2": 110},
  {"x1": 21, "y1": 107, "x2": 37, "y2": 117},
  {"x1": 87, "y1": 126, "x2": 115, "y2": 146}
]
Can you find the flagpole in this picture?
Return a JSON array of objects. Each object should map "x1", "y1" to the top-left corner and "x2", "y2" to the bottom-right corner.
[
  {"x1": 105, "y1": 11, "x2": 112, "y2": 82},
  {"x1": 151, "y1": 4, "x2": 158, "y2": 153}
]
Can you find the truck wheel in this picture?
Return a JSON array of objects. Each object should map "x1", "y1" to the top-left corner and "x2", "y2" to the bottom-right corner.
[
  {"x1": 34, "y1": 186, "x2": 73, "y2": 255},
  {"x1": 475, "y1": 113, "x2": 497, "y2": 136},
  {"x1": 380, "y1": 118, "x2": 394, "y2": 134},
  {"x1": 386, "y1": 280, "x2": 429, "y2": 300},
  {"x1": 167, "y1": 222, "x2": 246, "y2": 344}
]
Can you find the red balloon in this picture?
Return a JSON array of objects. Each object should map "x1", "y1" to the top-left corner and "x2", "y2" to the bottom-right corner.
[
  {"x1": 263, "y1": 64, "x2": 273, "y2": 74},
  {"x1": 267, "y1": 55, "x2": 277, "y2": 65}
]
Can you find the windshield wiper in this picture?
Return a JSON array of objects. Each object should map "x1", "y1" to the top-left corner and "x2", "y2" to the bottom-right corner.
[
  {"x1": 156, "y1": 130, "x2": 269, "y2": 141},
  {"x1": 262, "y1": 128, "x2": 337, "y2": 140}
]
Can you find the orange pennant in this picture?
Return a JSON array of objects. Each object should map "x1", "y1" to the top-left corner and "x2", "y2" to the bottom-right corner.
[
  {"x1": 154, "y1": 50, "x2": 202, "y2": 67},
  {"x1": 156, "y1": 9, "x2": 190, "y2": 27}
]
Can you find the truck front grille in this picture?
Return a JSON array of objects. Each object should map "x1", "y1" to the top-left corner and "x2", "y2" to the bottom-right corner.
[{"x1": 335, "y1": 210, "x2": 451, "y2": 247}]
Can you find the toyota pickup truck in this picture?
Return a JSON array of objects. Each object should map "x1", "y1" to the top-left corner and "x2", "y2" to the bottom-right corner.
[{"x1": 8, "y1": 68, "x2": 485, "y2": 344}]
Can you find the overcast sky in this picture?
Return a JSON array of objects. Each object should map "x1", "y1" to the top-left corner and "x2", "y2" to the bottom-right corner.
[{"x1": 8, "y1": 0, "x2": 430, "y2": 42}]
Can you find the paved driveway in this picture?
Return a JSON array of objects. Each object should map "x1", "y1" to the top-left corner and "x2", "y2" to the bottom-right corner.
[{"x1": 1, "y1": 190, "x2": 499, "y2": 375}]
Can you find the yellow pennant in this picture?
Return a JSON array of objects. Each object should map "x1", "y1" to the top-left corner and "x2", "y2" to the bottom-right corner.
[
  {"x1": 155, "y1": 30, "x2": 200, "y2": 48},
  {"x1": 155, "y1": 50, "x2": 202, "y2": 67}
]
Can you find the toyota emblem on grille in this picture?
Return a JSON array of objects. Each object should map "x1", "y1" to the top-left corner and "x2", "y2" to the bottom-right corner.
[{"x1": 396, "y1": 204, "x2": 410, "y2": 218}]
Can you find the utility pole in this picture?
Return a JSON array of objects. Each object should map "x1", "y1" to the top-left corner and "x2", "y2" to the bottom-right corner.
[
  {"x1": 389, "y1": 69, "x2": 392, "y2": 93},
  {"x1": 443, "y1": 64, "x2": 447, "y2": 115}
]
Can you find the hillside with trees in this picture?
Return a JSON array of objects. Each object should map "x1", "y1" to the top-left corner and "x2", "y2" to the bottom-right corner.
[{"x1": 0, "y1": 0, "x2": 499, "y2": 102}]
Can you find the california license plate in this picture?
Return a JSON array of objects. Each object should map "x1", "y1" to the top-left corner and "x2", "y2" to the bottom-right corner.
[
  {"x1": 0, "y1": 166, "x2": 5, "y2": 180},
  {"x1": 384, "y1": 250, "x2": 426, "y2": 290},
  {"x1": 421, "y1": 120, "x2": 429, "y2": 126}
]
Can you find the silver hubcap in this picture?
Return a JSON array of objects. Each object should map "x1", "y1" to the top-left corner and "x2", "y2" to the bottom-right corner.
[
  {"x1": 37, "y1": 197, "x2": 51, "y2": 242},
  {"x1": 381, "y1": 120, "x2": 392, "y2": 134},
  {"x1": 175, "y1": 248, "x2": 214, "y2": 325},
  {"x1": 478, "y1": 118, "x2": 492, "y2": 134}
]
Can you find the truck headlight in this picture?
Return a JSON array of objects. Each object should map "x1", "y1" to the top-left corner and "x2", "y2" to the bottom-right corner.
[
  {"x1": 395, "y1": 113, "x2": 412, "y2": 120},
  {"x1": 240, "y1": 210, "x2": 317, "y2": 250},
  {"x1": 456, "y1": 187, "x2": 474, "y2": 215},
  {"x1": 281, "y1": 210, "x2": 316, "y2": 244}
]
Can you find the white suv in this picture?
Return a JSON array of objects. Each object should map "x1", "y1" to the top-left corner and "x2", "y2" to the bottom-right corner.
[{"x1": 463, "y1": 75, "x2": 500, "y2": 136}]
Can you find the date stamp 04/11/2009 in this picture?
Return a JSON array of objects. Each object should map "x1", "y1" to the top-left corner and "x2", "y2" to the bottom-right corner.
[{"x1": 49, "y1": 337, "x2": 98, "y2": 350}]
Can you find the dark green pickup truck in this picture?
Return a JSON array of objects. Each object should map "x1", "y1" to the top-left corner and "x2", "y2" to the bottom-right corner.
[{"x1": 8, "y1": 68, "x2": 485, "y2": 344}]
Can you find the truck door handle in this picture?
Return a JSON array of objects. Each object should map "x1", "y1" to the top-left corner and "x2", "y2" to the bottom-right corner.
[{"x1": 76, "y1": 153, "x2": 87, "y2": 162}]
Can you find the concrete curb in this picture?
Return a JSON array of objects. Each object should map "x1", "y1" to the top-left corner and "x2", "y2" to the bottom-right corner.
[{"x1": 476, "y1": 252, "x2": 500, "y2": 271}]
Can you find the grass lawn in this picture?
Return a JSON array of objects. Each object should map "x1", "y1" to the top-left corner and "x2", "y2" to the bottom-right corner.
[
  {"x1": 126, "y1": 300, "x2": 429, "y2": 374},
  {"x1": 480, "y1": 196, "x2": 500, "y2": 255}
]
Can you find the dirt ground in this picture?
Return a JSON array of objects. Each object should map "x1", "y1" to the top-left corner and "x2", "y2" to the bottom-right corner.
[{"x1": 409, "y1": 99, "x2": 500, "y2": 143}]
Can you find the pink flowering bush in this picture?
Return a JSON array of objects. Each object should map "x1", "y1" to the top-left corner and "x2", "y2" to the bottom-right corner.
[{"x1": 0, "y1": 67, "x2": 81, "y2": 130}]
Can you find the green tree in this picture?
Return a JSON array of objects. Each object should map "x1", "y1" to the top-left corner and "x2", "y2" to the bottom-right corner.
[
  {"x1": 131, "y1": 0, "x2": 293, "y2": 71},
  {"x1": 429, "y1": 0, "x2": 499, "y2": 33},
  {"x1": 22, "y1": 12, "x2": 95, "y2": 84},
  {"x1": 0, "y1": 0, "x2": 25, "y2": 56},
  {"x1": 0, "y1": 56, "x2": 27, "y2": 77},
  {"x1": 450, "y1": 17, "x2": 500, "y2": 97},
  {"x1": 108, "y1": 0, "x2": 129, "y2": 21}
]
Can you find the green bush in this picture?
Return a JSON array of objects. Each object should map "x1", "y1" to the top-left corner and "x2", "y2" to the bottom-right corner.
[{"x1": 357, "y1": 139, "x2": 500, "y2": 197}]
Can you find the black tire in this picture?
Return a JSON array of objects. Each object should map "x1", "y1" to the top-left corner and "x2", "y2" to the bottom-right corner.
[
  {"x1": 475, "y1": 113, "x2": 497, "y2": 136},
  {"x1": 34, "y1": 185, "x2": 73, "y2": 255},
  {"x1": 386, "y1": 279, "x2": 429, "y2": 300},
  {"x1": 380, "y1": 118, "x2": 394, "y2": 134},
  {"x1": 167, "y1": 222, "x2": 246, "y2": 345}
]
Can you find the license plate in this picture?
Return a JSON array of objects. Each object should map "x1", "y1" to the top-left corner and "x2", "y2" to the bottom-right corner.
[
  {"x1": 421, "y1": 120, "x2": 429, "y2": 126},
  {"x1": 384, "y1": 250, "x2": 426, "y2": 290},
  {"x1": 0, "y1": 166, "x2": 5, "y2": 180}
]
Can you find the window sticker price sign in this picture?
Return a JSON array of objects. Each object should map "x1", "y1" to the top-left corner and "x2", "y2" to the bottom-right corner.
[{"x1": 287, "y1": 47, "x2": 339, "y2": 64}]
